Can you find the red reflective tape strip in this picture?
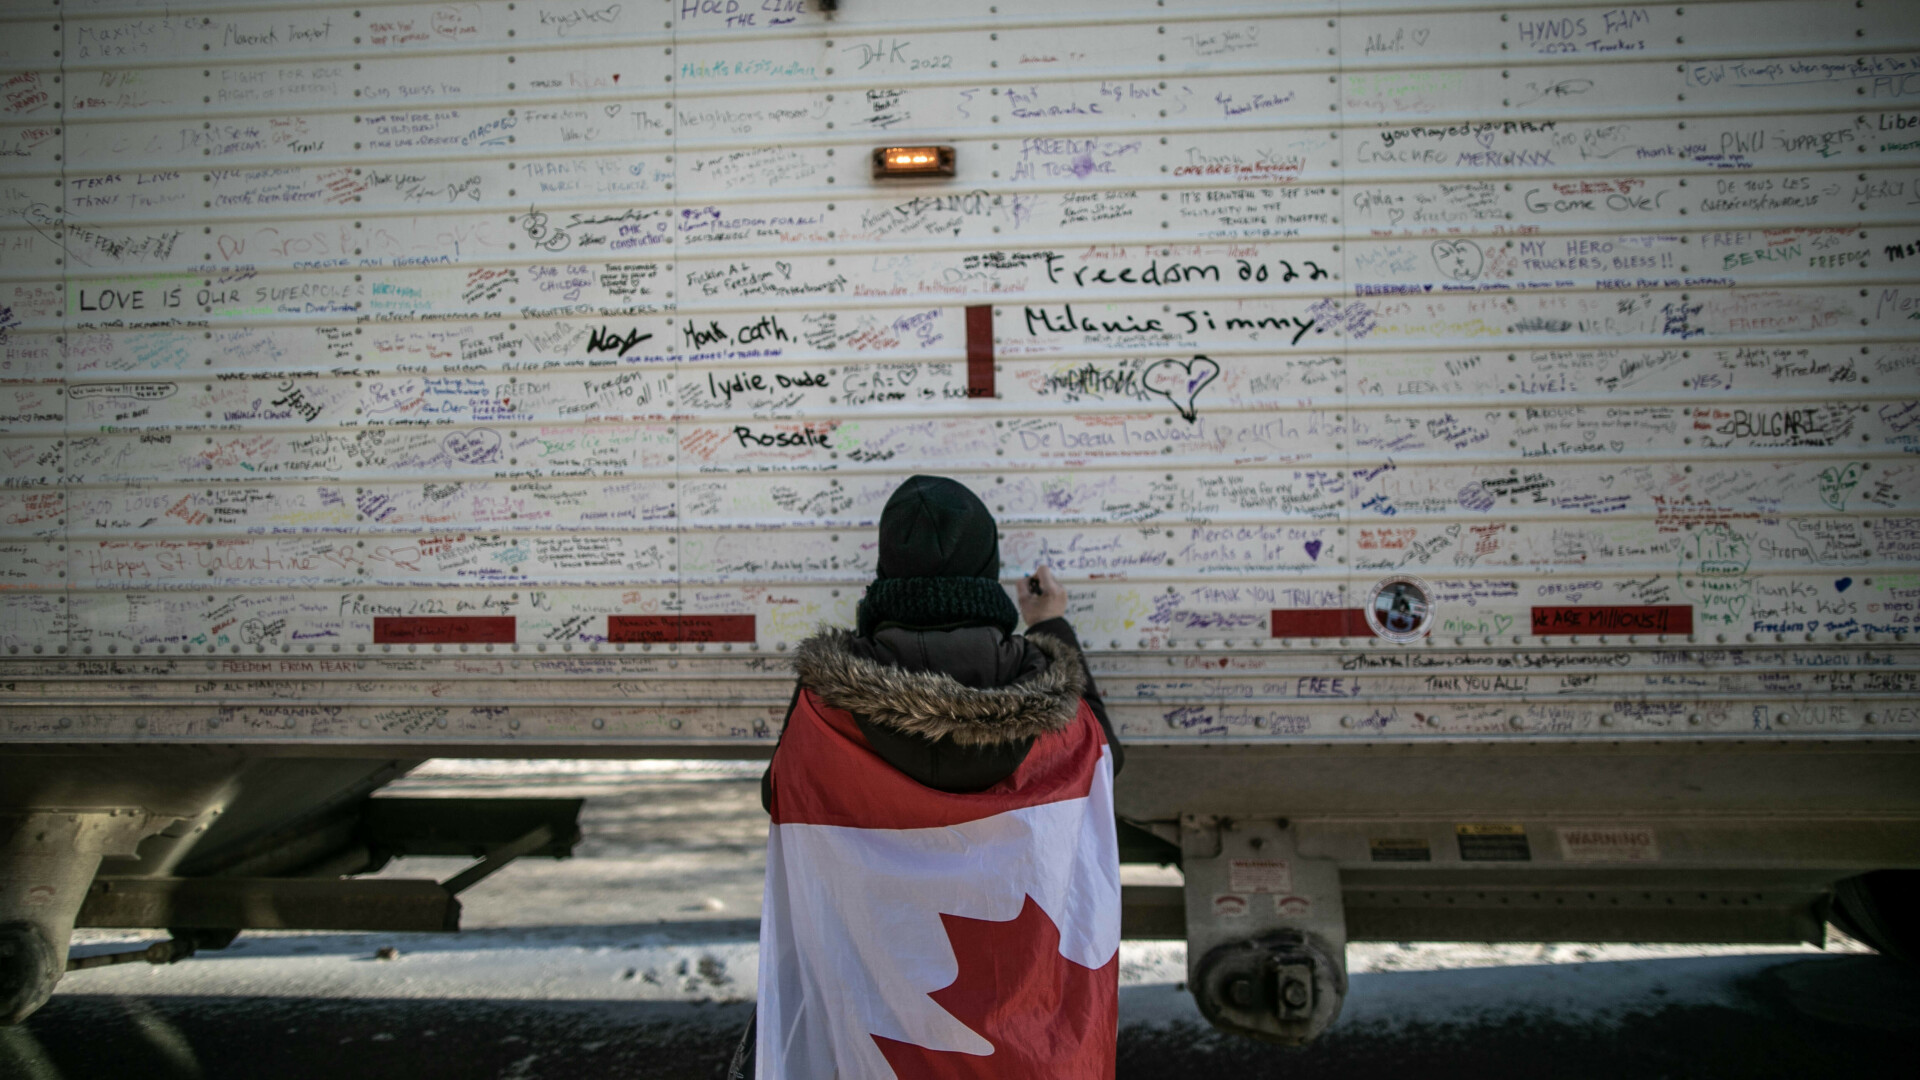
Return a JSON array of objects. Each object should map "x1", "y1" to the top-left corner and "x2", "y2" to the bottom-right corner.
[
  {"x1": 373, "y1": 617, "x2": 516, "y2": 644},
  {"x1": 1270, "y1": 609, "x2": 1373, "y2": 638},
  {"x1": 608, "y1": 615, "x2": 757, "y2": 643},
  {"x1": 965, "y1": 304, "x2": 994, "y2": 399},
  {"x1": 1531, "y1": 605, "x2": 1693, "y2": 635}
]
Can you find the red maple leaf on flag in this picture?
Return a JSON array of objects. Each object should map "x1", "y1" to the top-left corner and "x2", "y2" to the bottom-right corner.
[{"x1": 872, "y1": 895, "x2": 1118, "y2": 1080}]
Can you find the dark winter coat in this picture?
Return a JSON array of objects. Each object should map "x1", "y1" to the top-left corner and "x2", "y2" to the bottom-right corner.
[{"x1": 760, "y1": 616, "x2": 1121, "y2": 810}]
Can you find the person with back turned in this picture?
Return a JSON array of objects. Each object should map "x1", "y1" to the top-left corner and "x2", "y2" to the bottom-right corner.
[{"x1": 749, "y1": 474, "x2": 1124, "y2": 1079}]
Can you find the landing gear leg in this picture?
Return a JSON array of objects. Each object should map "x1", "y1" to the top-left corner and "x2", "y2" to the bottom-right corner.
[
  {"x1": 0, "y1": 810, "x2": 162, "y2": 1024},
  {"x1": 1180, "y1": 815, "x2": 1348, "y2": 1045}
]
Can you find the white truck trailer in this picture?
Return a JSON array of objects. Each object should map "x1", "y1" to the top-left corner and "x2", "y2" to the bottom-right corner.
[{"x1": 3, "y1": 0, "x2": 1918, "y2": 1041}]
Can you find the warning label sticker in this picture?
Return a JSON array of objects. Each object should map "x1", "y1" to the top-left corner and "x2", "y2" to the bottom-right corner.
[
  {"x1": 1369, "y1": 837, "x2": 1432, "y2": 862},
  {"x1": 1455, "y1": 823, "x2": 1531, "y2": 862},
  {"x1": 1557, "y1": 826, "x2": 1660, "y2": 863},
  {"x1": 1228, "y1": 858, "x2": 1292, "y2": 894}
]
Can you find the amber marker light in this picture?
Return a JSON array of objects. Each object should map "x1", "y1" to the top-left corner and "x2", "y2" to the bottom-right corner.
[{"x1": 872, "y1": 145, "x2": 956, "y2": 178}]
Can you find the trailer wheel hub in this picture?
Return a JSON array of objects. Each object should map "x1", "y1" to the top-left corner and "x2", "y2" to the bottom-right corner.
[
  {"x1": 0, "y1": 921, "x2": 58, "y2": 1026},
  {"x1": 1193, "y1": 929, "x2": 1345, "y2": 1046}
]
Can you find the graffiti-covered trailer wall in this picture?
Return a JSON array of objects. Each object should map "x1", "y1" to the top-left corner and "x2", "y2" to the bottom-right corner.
[{"x1": 3, "y1": 1, "x2": 1919, "y2": 748}]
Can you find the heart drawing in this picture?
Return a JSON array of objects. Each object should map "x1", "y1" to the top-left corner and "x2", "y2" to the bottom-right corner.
[
  {"x1": 1143, "y1": 355, "x2": 1220, "y2": 423},
  {"x1": 1836, "y1": 577, "x2": 1853, "y2": 593},
  {"x1": 1817, "y1": 462, "x2": 1863, "y2": 511},
  {"x1": 1431, "y1": 238, "x2": 1483, "y2": 281},
  {"x1": 1304, "y1": 540, "x2": 1323, "y2": 561}
]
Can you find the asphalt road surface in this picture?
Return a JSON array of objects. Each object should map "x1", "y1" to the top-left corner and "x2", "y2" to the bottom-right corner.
[{"x1": 7, "y1": 760, "x2": 1915, "y2": 1079}]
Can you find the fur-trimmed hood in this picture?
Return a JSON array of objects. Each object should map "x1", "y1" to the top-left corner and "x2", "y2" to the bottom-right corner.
[{"x1": 793, "y1": 628, "x2": 1086, "y2": 747}]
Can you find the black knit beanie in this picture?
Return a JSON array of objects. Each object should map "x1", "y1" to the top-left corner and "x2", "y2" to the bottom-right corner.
[
  {"x1": 876, "y1": 475, "x2": 1000, "y2": 580},
  {"x1": 858, "y1": 476, "x2": 1018, "y2": 636}
]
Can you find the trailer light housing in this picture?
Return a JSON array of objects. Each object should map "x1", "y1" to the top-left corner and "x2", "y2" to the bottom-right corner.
[
  {"x1": 872, "y1": 145, "x2": 955, "y2": 179},
  {"x1": 1364, "y1": 574, "x2": 1436, "y2": 644}
]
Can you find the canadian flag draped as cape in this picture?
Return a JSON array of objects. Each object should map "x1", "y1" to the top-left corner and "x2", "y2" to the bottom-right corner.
[{"x1": 756, "y1": 635, "x2": 1120, "y2": 1079}]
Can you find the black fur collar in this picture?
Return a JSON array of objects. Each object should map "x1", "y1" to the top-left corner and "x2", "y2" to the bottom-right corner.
[{"x1": 793, "y1": 628, "x2": 1086, "y2": 746}]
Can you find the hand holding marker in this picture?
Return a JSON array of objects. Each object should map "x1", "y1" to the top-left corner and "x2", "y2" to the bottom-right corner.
[{"x1": 1017, "y1": 564, "x2": 1068, "y2": 626}]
